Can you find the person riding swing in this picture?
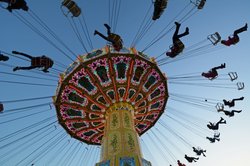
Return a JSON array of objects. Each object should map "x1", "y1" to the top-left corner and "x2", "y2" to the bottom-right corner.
[
  {"x1": 207, "y1": 117, "x2": 226, "y2": 130},
  {"x1": 0, "y1": 0, "x2": 28, "y2": 12},
  {"x1": 12, "y1": 51, "x2": 54, "y2": 73},
  {"x1": 94, "y1": 24, "x2": 123, "y2": 52},
  {"x1": 201, "y1": 63, "x2": 226, "y2": 80},
  {"x1": 221, "y1": 23, "x2": 248, "y2": 46},
  {"x1": 166, "y1": 22, "x2": 189, "y2": 58}
]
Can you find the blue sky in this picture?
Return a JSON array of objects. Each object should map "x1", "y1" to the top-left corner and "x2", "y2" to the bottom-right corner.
[{"x1": 0, "y1": 0, "x2": 250, "y2": 166}]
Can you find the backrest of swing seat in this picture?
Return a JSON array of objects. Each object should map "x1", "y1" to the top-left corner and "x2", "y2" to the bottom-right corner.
[
  {"x1": 109, "y1": 34, "x2": 122, "y2": 43},
  {"x1": 62, "y1": 0, "x2": 81, "y2": 17},
  {"x1": 214, "y1": 32, "x2": 221, "y2": 42},
  {"x1": 176, "y1": 40, "x2": 184, "y2": 52},
  {"x1": 197, "y1": 0, "x2": 206, "y2": 9},
  {"x1": 160, "y1": 0, "x2": 168, "y2": 9},
  {"x1": 62, "y1": 0, "x2": 71, "y2": 6},
  {"x1": 229, "y1": 35, "x2": 239, "y2": 45},
  {"x1": 153, "y1": 0, "x2": 168, "y2": 20},
  {"x1": 209, "y1": 75, "x2": 217, "y2": 80},
  {"x1": 0, "y1": 103, "x2": 3, "y2": 112},
  {"x1": 208, "y1": 32, "x2": 221, "y2": 45},
  {"x1": 155, "y1": 0, "x2": 167, "y2": 7},
  {"x1": 228, "y1": 72, "x2": 238, "y2": 81},
  {"x1": 212, "y1": 39, "x2": 220, "y2": 45},
  {"x1": 213, "y1": 34, "x2": 221, "y2": 45},
  {"x1": 169, "y1": 41, "x2": 184, "y2": 54},
  {"x1": 70, "y1": 6, "x2": 81, "y2": 17},
  {"x1": 237, "y1": 82, "x2": 244, "y2": 90},
  {"x1": 178, "y1": 41, "x2": 184, "y2": 49},
  {"x1": 216, "y1": 103, "x2": 224, "y2": 111}
]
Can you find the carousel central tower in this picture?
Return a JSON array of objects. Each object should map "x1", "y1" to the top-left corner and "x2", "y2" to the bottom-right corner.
[
  {"x1": 100, "y1": 102, "x2": 143, "y2": 165},
  {"x1": 53, "y1": 46, "x2": 169, "y2": 166}
]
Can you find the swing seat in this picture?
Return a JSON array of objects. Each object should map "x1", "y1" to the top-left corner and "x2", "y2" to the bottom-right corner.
[
  {"x1": 229, "y1": 35, "x2": 240, "y2": 45},
  {"x1": 214, "y1": 131, "x2": 220, "y2": 138},
  {"x1": 109, "y1": 34, "x2": 122, "y2": 43},
  {"x1": 109, "y1": 34, "x2": 123, "y2": 51},
  {"x1": 176, "y1": 41, "x2": 184, "y2": 53},
  {"x1": 215, "y1": 103, "x2": 224, "y2": 112},
  {"x1": 208, "y1": 75, "x2": 217, "y2": 80},
  {"x1": 201, "y1": 70, "x2": 218, "y2": 80},
  {"x1": 197, "y1": 0, "x2": 206, "y2": 9},
  {"x1": 207, "y1": 32, "x2": 221, "y2": 45},
  {"x1": 237, "y1": 82, "x2": 244, "y2": 90},
  {"x1": 228, "y1": 72, "x2": 238, "y2": 81},
  {"x1": 0, "y1": 103, "x2": 3, "y2": 113},
  {"x1": 167, "y1": 40, "x2": 185, "y2": 58},
  {"x1": 61, "y1": 0, "x2": 81, "y2": 17},
  {"x1": 152, "y1": 0, "x2": 168, "y2": 20},
  {"x1": 190, "y1": 0, "x2": 206, "y2": 9},
  {"x1": 170, "y1": 39, "x2": 185, "y2": 53},
  {"x1": 0, "y1": 54, "x2": 9, "y2": 61}
]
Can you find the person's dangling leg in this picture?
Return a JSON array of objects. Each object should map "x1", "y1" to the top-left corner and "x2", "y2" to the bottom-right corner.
[
  {"x1": 232, "y1": 97, "x2": 244, "y2": 102},
  {"x1": 94, "y1": 30, "x2": 109, "y2": 41},
  {"x1": 202, "y1": 151, "x2": 206, "y2": 157},
  {"x1": 176, "y1": 27, "x2": 189, "y2": 39},
  {"x1": 104, "y1": 23, "x2": 111, "y2": 35},
  {"x1": 12, "y1": 51, "x2": 33, "y2": 60},
  {"x1": 13, "y1": 66, "x2": 37, "y2": 71},
  {"x1": 213, "y1": 117, "x2": 225, "y2": 129},
  {"x1": 233, "y1": 23, "x2": 248, "y2": 36},
  {"x1": 211, "y1": 63, "x2": 226, "y2": 70},
  {"x1": 218, "y1": 117, "x2": 226, "y2": 124},
  {"x1": 172, "y1": 22, "x2": 181, "y2": 43},
  {"x1": 13, "y1": 66, "x2": 37, "y2": 72},
  {"x1": 232, "y1": 110, "x2": 242, "y2": 114},
  {"x1": 221, "y1": 110, "x2": 231, "y2": 116}
]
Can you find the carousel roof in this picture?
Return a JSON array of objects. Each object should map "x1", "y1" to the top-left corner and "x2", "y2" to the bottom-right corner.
[{"x1": 53, "y1": 46, "x2": 169, "y2": 145}]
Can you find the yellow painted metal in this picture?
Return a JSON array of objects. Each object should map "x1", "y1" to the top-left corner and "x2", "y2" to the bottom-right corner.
[{"x1": 97, "y1": 102, "x2": 144, "y2": 165}]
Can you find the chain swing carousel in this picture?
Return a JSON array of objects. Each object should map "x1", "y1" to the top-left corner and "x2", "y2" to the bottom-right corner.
[
  {"x1": 53, "y1": 46, "x2": 169, "y2": 166},
  {"x1": 1, "y1": 0, "x2": 248, "y2": 165}
]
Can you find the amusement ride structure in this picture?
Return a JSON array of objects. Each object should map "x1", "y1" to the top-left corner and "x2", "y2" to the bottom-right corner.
[
  {"x1": 0, "y1": 0, "x2": 248, "y2": 166},
  {"x1": 53, "y1": 46, "x2": 168, "y2": 166}
]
